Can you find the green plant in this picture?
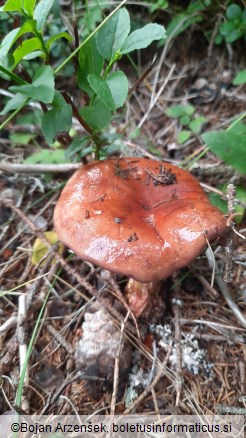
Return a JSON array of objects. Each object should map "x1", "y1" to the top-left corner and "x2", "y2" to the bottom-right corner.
[
  {"x1": 201, "y1": 121, "x2": 246, "y2": 175},
  {"x1": 167, "y1": 0, "x2": 210, "y2": 36},
  {"x1": 166, "y1": 104, "x2": 206, "y2": 143},
  {"x1": 0, "y1": 1, "x2": 166, "y2": 161},
  {"x1": 149, "y1": 0, "x2": 169, "y2": 13},
  {"x1": 233, "y1": 69, "x2": 246, "y2": 85},
  {"x1": 209, "y1": 184, "x2": 246, "y2": 223},
  {"x1": 215, "y1": 3, "x2": 246, "y2": 44}
]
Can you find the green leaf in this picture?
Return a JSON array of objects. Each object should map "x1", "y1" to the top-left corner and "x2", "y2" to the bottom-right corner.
[
  {"x1": 106, "y1": 71, "x2": 128, "y2": 109},
  {"x1": 166, "y1": 104, "x2": 195, "y2": 118},
  {"x1": 209, "y1": 185, "x2": 246, "y2": 224},
  {"x1": 25, "y1": 149, "x2": 69, "y2": 164},
  {"x1": 0, "y1": 19, "x2": 37, "y2": 61},
  {"x1": 3, "y1": 0, "x2": 22, "y2": 13},
  {"x1": 10, "y1": 132, "x2": 36, "y2": 144},
  {"x1": 96, "y1": 8, "x2": 130, "y2": 60},
  {"x1": 0, "y1": 28, "x2": 20, "y2": 59},
  {"x1": 13, "y1": 37, "x2": 43, "y2": 65},
  {"x1": 177, "y1": 130, "x2": 191, "y2": 143},
  {"x1": 64, "y1": 136, "x2": 89, "y2": 159},
  {"x1": 150, "y1": 0, "x2": 169, "y2": 13},
  {"x1": 226, "y1": 4, "x2": 242, "y2": 22},
  {"x1": 233, "y1": 70, "x2": 246, "y2": 85},
  {"x1": 209, "y1": 193, "x2": 227, "y2": 216},
  {"x1": 201, "y1": 124, "x2": 246, "y2": 174},
  {"x1": 121, "y1": 23, "x2": 166, "y2": 54},
  {"x1": 0, "y1": 93, "x2": 27, "y2": 115},
  {"x1": 9, "y1": 65, "x2": 55, "y2": 103},
  {"x1": 46, "y1": 32, "x2": 73, "y2": 51},
  {"x1": 187, "y1": 0, "x2": 211, "y2": 13},
  {"x1": 87, "y1": 74, "x2": 115, "y2": 111},
  {"x1": 180, "y1": 115, "x2": 190, "y2": 126},
  {"x1": 41, "y1": 103, "x2": 72, "y2": 143},
  {"x1": 166, "y1": 14, "x2": 203, "y2": 39},
  {"x1": 80, "y1": 99, "x2": 112, "y2": 131},
  {"x1": 235, "y1": 186, "x2": 246, "y2": 222},
  {"x1": 189, "y1": 116, "x2": 206, "y2": 133},
  {"x1": 34, "y1": 0, "x2": 54, "y2": 31},
  {"x1": 22, "y1": 0, "x2": 36, "y2": 16},
  {"x1": 215, "y1": 34, "x2": 223, "y2": 45},
  {"x1": 52, "y1": 90, "x2": 66, "y2": 107},
  {"x1": 18, "y1": 19, "x2": 37, "y2": 36},
  {"x1": 219, "y1": 21, "x2": 236, "y2": 36},
  {"x1": 77, "y1": 36, "x2": 103, "y2": 96},
  {"x1": 225, "y1": 28, "x2": 244, "y2": 43}
]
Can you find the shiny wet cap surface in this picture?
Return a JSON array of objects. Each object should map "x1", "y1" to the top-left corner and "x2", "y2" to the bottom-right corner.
[{"x1": 54, "y1": 158, "x2": 227, "y2": 282}]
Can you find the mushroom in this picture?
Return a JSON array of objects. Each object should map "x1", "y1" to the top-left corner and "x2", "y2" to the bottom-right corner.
[{"x1": 54, "y1": 158, "x2": 227, "y2": 316}]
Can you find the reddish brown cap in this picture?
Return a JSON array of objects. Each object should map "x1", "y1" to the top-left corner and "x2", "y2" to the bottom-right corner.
[{"x1": 54, "y1": 158, "x2": 227, "y2": 282}]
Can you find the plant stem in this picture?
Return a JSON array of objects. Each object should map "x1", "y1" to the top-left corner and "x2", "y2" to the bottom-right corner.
[
  {"x1": 227, "y1": 111, "x2": 246, "y2": 131},
  {"x1": 0, "y1": 98, "x2": 30, "y2": 130},
  {"x1": 0, "y1": 66, "x2": 27, "y2": 85},
  {"x1": 54, "y1": 0, "x2": 128, "y2": 75},
  {"x1": 103, "y1": 56, "x2": 118, "y2": 79}
]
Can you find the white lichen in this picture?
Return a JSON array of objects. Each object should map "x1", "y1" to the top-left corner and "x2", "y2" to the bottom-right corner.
[{"x1": 153, "y1": 324, "x2": 211, "y2": 375}]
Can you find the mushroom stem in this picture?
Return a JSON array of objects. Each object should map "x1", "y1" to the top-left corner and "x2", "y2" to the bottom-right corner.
[{"x1": 124, "y1": 279, "x2": 161, "y2": 318}]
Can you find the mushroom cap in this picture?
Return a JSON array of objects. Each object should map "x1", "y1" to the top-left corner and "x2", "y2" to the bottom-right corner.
[{"x1": 54, "y1": 158, "x2": 227, "y2": 282}]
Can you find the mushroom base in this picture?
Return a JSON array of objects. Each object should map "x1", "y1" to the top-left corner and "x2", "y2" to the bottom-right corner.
[{"x1": 124, "y1": 279, "x2": 165, "y2": 321}]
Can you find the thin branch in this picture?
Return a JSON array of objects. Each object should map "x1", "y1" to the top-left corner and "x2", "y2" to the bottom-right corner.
[
  {"x1": 110, "y1": 310, "x2": 130, "y2": 419},
  {"x1": 0, "y1": 163, "x2": 81, "y2": 173}
]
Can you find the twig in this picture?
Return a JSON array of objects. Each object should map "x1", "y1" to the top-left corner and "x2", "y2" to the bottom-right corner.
[
  {"x1": 0, "y1": 185, "x2": 24, "y2": 244},
  {"x1": 46, "y1": 324, "x2": 74, "y2": 355},
  {"x1": 172, "y1": 274, "x2": 183, "y2": 407},
  {"x1": 190, "y1": 267, "x2": 219, "y2": 298},
  {"x1": 216, "y1": 404, "x2": 246, "y2": 415},
  {"x1": 62, "y1": 91, "x2": 93, "y2": 136},
  {"x1": 151, "y1": 388, "x2": 161, "y2": 418},
  {"x1": 207, "y1": 16, "x2": 221, "y2": 58},
  {"x1": 145, "y1": 340, "x2": 157, "y2": 387},
  {"x1": 224, "y1": 183, "x2": 236, "y2": 283},
  {"x1": 0, "y1": 315, "x2": 17, "y2": 334},
  {"x1": 129, "y1": 54, "x2": 158, "y2": 95},
  {"x1": 17, "y1": 293, "x2": 29, "y2": 412},
  {"x1": 215, "y1": 272, "x2": 246, "y2": 329},
  {"x1": 138, "y1": 64, "x2": 176, "y2": 128},
  {"x1": 110, "y1": 310, "x2": 130, "y2": 419},
  {"x1": 106, "y1": 274, "x2": 140, "y2": 339},
  {"x1": 0, "y1": 163, "x2": 81, "y2": 173},
  {"x1": 239, "y1": 359, "x2": 245, "y2": 394}
]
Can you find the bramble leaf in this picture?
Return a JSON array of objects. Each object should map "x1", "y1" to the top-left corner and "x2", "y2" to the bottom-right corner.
[
  {"x1": 34, "y1": 0, "x2": 54, "y2": 31},
  {"x1": 13, "y1": 37, "x2": 43, "y2": 65},
  {"x1": 96, "y1": 8, "x2": 130, "y2": 60},
  {"x1": 201, "y1": 122, "x2": 246, "y2": 174},
  {"x1": 41, "y1": 97, "x2": 72, "y2": 143},
  {"x1": 77, "y1": 36, "x2": 103, "y2": 96},
  {"x1": 120, "y1": 23, "x2": 166, "y2": 54},
  {"x1": 80, "y1": 99, "x2": 111, "y2": 131},
  {"x1": 106, "y1": 71, "x2": 128, "y2": 108},
  {"x1": 88, "y1": 74, "x2": 115, "y2": 111},
  {"x1": 9, "y1": 65, "x2": 55, "y2": 103},
  {"x1": 233, "y1": 70, "x2": 246, "y2": 85}
]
